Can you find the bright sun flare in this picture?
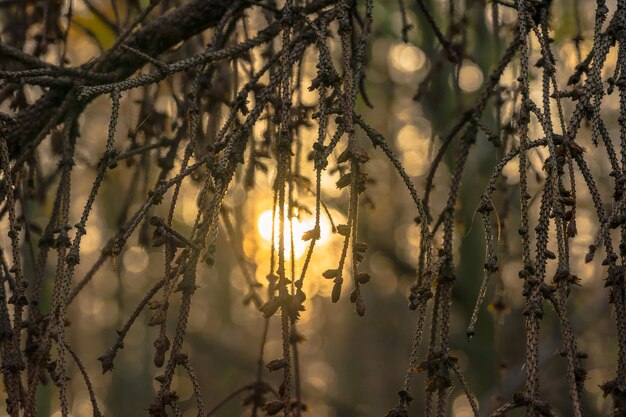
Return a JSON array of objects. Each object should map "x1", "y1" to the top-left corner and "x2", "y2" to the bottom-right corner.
[{"x1": 257, "y1": 208, "x2": 332, "y2": 259}]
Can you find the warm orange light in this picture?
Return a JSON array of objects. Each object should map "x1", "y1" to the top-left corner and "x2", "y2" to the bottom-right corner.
[{"x1": 257, "y1": 208, "x2": 332, "y2": 259}]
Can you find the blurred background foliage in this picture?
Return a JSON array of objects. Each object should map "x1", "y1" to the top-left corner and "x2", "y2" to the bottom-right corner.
[{"x1": 0, "y1": 0, "x2": 622, "y2": 416}]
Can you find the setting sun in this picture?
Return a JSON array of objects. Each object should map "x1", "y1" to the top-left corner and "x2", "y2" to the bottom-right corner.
[{"x1": 257, "y1": 208, "x2": 333, "y2": 259}]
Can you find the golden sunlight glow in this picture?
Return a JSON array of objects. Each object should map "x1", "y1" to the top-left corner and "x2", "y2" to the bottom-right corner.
[
  {"x1": 389, "y1": 43, "x2": 426, "y2": 73},
  {"x1": 458, "y1": 61, "x2": 484, "y2": 93},
  {"x1": 257, "y1": 208, "x2": 333, "y2": 259},
  {"x1": 396, "y1": 124, "x2": 431, "y2": 176}
]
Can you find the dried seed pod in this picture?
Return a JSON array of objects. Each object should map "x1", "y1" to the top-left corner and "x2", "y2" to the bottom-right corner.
[
  {"x1": 263, "y1": 400, "x2": 285, "y2": 416},
  {"x1": 466, "y1": 324, "x2": 475, "y2": 339},
  {"x1": 336, "y1": 173, "x2": 352, "y2": 189},
  {"x1": 265, "y1": 358, "x2": 288, "y2": 372},
  {"x1": 354, "y1": 242, "x2": 368, "y2": 252},
  {"x1": 260, "y1": 297, "x2": 281, "y2": 318},
  {"x1": 484, "y1": 258, "x2": 498, "y2": 273},
  {"x1": 331, "y1": 280, "x2": 342, "y2": 302},
  {"x1": 567, "y1": 220, "x2": 577, "y2": 237},
  {"x1": 356, "y1": 272, "x2": 371, "y2": 284},
  {"x1": 302, "y1": 225, "x2": 320, "y2": 241},
  {"x1": 153, "y1": 335, "x2": 170, "y2": 368},
  {"x1": 337, "y1": 147, "x2": 351, "y2": 163},
  {"x1": 337, "y1": 224, "x2": 350, "y2": 236},
  {"x1": 322, "y1": 269, "x2": 338, "y2": 279},
  {"x1": 148, "y1": 311, "x2": 167, "y2": 327},
  {"x1": 355, "y1": 296, "x2": 366, "y2": 316},
  {"x1": 350, "y1": 146, "x2": 370, "y2": 163}
]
